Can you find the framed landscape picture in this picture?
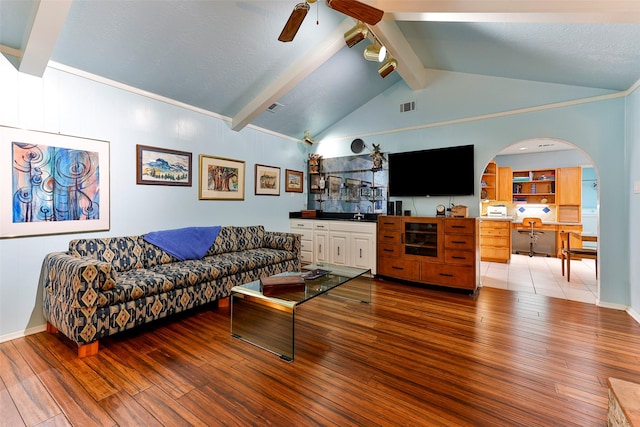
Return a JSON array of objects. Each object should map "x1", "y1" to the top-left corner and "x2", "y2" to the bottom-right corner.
[
  {"x1": 255, "y1": 164, "x2": 280, "y2": 196},
  {"x1": 199, "y1": 155, "x2": 245, "y2": 200},
  {"x1": 1, "y1": 125, "x2": 110, "y2": 238},
  {"x1": 285, "y1": 169, "x2": 303, "y2": 193},
  {"x1": 136, "y1": 144, "x2": 192, "y2": 186}
]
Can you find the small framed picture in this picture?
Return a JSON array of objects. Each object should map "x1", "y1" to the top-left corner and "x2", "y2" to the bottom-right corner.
[
  {"x1": 285, "y1": 169, "x2": 303, "y2": 193},
  {"x1": 199, "y1": 155, "x2": 245, "y2": 200},
  {"x1": 136, "y1": 144, "x2": 192, "y2": 186},
  {"x1": 255, "y1": 164, "x2": 280, "y2": 196},
  {"x1": 328, "y1": 175, "x2": 342, "y2": 199}
]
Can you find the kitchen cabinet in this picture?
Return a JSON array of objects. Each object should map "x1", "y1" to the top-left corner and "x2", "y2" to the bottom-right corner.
[
  {"x1": 497, "y1": 166, "x2": 512, "y2": 201},
  {"x1": 556, "y1": 167, "x2": 582, "y2": 223},
  {"x1": 377, "y1": 216, "x2": 479, "y2": 293},
  {"x1": 290, "y1": 219, "x2": 376, "y2": 273},
  {"x1": 480, "y1": 219, "x2": 512, "y2": 263},
  {"x1": 313, "y1": 221, "x2": 330, "y2": 264},
  {"x1": 289, "y1": 220, "x2": 314, "y2": 264}
]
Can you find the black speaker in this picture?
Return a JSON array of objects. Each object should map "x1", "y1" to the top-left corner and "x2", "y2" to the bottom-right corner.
[
  {"x1": 395, "y1": 200, "x2": 403, "y2": 216},
  {"x1": 387, "y1": 201, "x2": 395, "y2": 215}
]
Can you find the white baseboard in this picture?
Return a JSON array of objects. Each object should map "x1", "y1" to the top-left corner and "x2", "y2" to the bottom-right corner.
[
  {"x1": 0, "y1": 324, "x2": 46, "y2": 344},
  {"x1": 597, "y1": 300, "x2": 628, "y2": 311},
  {"x1": 627, "y1": 307, "x2": 640, "y2": 325}
]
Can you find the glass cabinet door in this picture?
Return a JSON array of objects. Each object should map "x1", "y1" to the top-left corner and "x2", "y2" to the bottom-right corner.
[{"x1": 404, "y1": 221, "x2": 439, "y2": 258}]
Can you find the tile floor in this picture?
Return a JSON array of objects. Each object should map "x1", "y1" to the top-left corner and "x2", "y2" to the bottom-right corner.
[{"x1": 480, "y1": 254, "x2": 598, "y2": 304}]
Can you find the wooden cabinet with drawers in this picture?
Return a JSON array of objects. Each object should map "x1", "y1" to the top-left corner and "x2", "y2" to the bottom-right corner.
[
  {"x1": 377, "y1": 216, "x2": 479, "y2": 293},
  {"x1": 480, "y1": 219, "x2": 512, "y2": 263}
]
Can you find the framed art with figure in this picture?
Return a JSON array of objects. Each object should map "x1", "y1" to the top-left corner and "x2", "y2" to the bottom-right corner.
[
  {"x1": 199, "y1": 154, "x2": 245, "y2": 200},
  {"x1": 0, "y1": 125, "x2": 110, "y2": 238}
]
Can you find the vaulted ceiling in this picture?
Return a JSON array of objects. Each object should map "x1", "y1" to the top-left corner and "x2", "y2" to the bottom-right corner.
[{"x1": 1, "y1": 1, "x2": 639, "y2": 144}]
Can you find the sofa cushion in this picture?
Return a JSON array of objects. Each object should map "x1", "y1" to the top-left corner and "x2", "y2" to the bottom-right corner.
[
  {"x1": 97, "y1": 269, "x2": 172, "y2": 307},
  {"x1": 69, "y1": 236, "x2": 146, "y2": 272},
  {"x1": 206, "y1": 226, "x2": 238, "y2": 256},
  {"x1": 147, "y1": 259, "x2": 226, "y2": 289},
  {"x1": 234, "y1": 226, "x2": 265, "y2": 251},
  {"x1": 143, "y1": 240, "x2": 180, "y2": 267}
]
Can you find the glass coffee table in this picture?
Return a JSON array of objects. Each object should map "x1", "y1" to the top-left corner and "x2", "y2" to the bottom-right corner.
[{"x1": 230, "y1": 263, "x2": 371, "y2": 361}]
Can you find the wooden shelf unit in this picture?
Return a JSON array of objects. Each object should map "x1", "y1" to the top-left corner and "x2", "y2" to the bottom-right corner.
[
  {"x1": 481, "y1": 161, "x2": 497, "y2": 201},
  {"x1": 512, "y1": 168, "x2": 556, "y2": 204},
  {"x1": 377, "y1": 216, "x2": 479, "y2": 293}
]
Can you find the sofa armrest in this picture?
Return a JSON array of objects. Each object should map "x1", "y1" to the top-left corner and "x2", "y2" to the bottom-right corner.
[
  {"x1": 263, "y1": 231, "x2": 301, "y2": 254},
  {"x1": 41, "y1": 252, "x2": 117, "y2": 309}
]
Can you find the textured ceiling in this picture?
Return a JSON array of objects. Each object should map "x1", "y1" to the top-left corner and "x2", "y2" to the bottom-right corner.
[{"x1": 1, "y1": 1, "x2": 639, "y2": 144}]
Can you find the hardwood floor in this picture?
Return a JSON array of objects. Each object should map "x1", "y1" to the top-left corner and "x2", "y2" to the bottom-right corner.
[{"x1": 2, "y1": 278, "x2": 640, "y2": 426}]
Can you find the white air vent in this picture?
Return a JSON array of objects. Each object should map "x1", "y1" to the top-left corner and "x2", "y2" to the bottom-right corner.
[
  {"x1": 400, "y1": 101, "x2": 415, "y2": 113},
  {"x1": 267, "y1": 102, "x2": 284, "y2": 113}
]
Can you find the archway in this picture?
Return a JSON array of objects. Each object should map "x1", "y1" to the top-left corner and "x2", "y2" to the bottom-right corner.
[{"x1": 479, "y1": 138, "x2": 599, "y2": 303}]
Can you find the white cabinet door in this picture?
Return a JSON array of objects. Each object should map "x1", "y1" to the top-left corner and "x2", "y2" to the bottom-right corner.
[
  {"x1": 330, "y1": 232, "x2": 349, "y2": 266},
  {"x1": 314, "y1": 230, "x2": 329, "y2": 263},
  {"x1": 351, "y1": 233, "x2": 375, "y2": 273}
]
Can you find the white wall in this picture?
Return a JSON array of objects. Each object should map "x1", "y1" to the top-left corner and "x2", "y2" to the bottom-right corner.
[
  {"x1": 626, "y1": 85, "x2": 640, "y2": 318},
  {"x1": 0, "y1": 57, "x2": 309, "y2": 340}
]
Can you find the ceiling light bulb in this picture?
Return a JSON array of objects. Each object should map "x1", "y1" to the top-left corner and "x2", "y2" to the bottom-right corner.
[
  {"x1": 363, "y1": 45, "x2": 386, "y2": 62},
  {"x1": 344, "y1": 23, "x2": 368, "y2": 48}
]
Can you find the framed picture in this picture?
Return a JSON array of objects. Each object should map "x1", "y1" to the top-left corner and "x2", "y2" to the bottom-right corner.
[
  {"x1": 199, "y1": 155, "x2": 245, "y2": 200},
  {"x1": 285, "y1": 169, "x2": 303, "y2": 193},
  {"x1": 136, "y1": 144, "x2": 192, "y2": 186},
  {"x1": 255, "y1": 164, "x2": 280, "y2": 196},
  {"x1": 1, "y1": 125, "x2": 110, "y2": 238}
]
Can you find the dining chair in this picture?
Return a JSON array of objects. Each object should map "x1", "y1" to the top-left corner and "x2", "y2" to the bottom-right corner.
[{"x1": 560, "y1": 231, "x2": 598, "y2": 282}]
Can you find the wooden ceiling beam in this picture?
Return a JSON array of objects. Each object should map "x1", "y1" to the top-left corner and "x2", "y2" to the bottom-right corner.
[{"x1": 372, "y1": 0, "x2": 640, "y2": 23}]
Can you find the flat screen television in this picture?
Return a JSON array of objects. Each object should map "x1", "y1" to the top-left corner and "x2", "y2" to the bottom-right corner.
[{"x1": 388, "y1": 144, "x2": 475, "y2": 197}]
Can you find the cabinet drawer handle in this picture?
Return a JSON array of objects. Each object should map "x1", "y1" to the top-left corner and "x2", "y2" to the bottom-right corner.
[
  {"x1": 452, "y1": 225, "x2": 465, "y2": 229},
  {"x1": 392, "y1": 266, "x2": 404, "y2": 270},
  {"x1": 439, "y1": 273, "x2": 454, "y2": 277},
  {"x1": 383, "y1": 221, "x2": 395, "y2": 225},
  {"x1": 384, "y1": 235, "x2": 395, "y2": 239},
  {"x1": 452, "y1": 240, "x2": 466, "y2": 244},
  {"x1": 359, "y1": 248, "x2": 362, "y2": 258},
  {"x1": 452, "y1": 256, "x2": 466, "y2": 260},
  {"x1": 337, "y1": 247, "x2": 340, "y2": 256},
  {"x1": 297, "y1": 223, "x2": 304, "y2": 227},
  {"x1": 383, "y1": 248, "x2": 394, "y2": 252},
  {"x1": 317, "y1": 225, "x2": 325, "y2": 229}
]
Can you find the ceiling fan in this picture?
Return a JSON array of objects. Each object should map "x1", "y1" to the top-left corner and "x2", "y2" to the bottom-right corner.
[{"x1": 278, "y1": 0, "x2": 384, "y2": 42}]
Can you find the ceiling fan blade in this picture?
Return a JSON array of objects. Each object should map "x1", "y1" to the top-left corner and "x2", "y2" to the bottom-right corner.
[
  {"x1": 326, "y1": 0, "x2": 383, "y2": 25},
  {"x1": 278, "y1": 2, "x2": 310, "y2": 42}
]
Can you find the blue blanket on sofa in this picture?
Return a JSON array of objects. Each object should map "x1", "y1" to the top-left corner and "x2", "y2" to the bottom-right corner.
[{"x1": 144, "y1": 226, "x2": 221, "y2": 261}]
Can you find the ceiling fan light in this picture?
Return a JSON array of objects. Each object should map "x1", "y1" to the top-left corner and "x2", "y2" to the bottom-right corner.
[
  {"x1": 378, "y1": 57, "x2": 397, "y2": 78},
  {"x1": 363, "y1": 44, "x2": 386, "y2": 62},
  {"x1": 344, "y1": 23, "x2": 368, "y2": 48}
]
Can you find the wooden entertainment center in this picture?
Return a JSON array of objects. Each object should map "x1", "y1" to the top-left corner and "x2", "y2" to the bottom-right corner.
[{"x1": 377, "y1": 216, "x2": 480, "y2": 293}]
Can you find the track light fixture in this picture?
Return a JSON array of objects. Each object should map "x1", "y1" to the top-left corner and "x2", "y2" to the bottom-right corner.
[
  {"x1": 378, "y1": 57, "x2": 397, "y2": 78},
  {"x1": 363, "y1": 44, "x2": 386, "y2": 62},
  {"x1": 344, "y1": 22, "x2": 368, "y2": 48}
]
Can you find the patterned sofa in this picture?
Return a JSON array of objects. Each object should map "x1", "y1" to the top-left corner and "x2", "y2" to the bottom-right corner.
[{"x1": 41, "y1": 225, "x2": 300, "y2": 357}]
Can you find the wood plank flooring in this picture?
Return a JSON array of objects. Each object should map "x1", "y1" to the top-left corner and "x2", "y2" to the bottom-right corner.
[{"x1": 2, "y1": 278, "x2": 640, "y2": 426}]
